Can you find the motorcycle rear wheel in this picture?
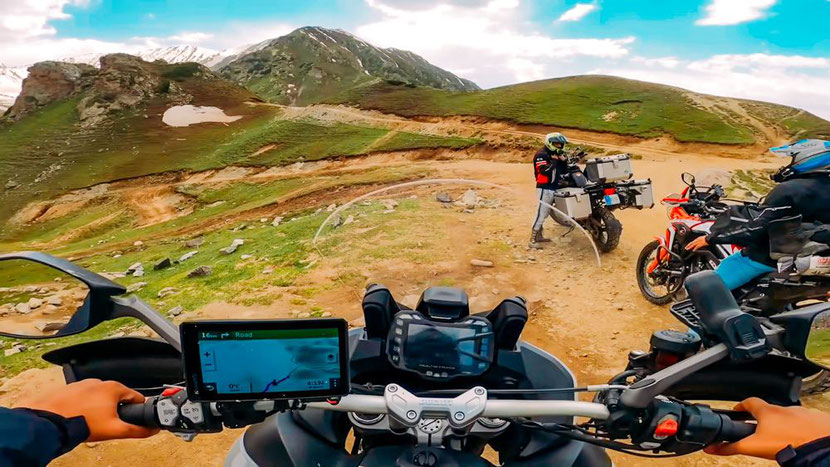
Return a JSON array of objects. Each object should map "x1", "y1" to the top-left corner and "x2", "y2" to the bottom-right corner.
[
  {"x1": 591, "y1": 207, "x2": 622, "y2": 253},
  {"x1": 636, "y1": 240, "x2": 683, "y2": 305}
]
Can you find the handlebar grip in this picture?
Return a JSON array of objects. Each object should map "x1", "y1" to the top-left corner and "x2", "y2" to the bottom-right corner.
[
  {"x1": 118, "y1": 400, "x2": 160, "y2": 429},
  {"x1": 717, "y1": 414, "x2": 757, "y2": 443}
]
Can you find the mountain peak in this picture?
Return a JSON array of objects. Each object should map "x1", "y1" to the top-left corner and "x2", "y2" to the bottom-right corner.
[{"x1": 219, "y1": 26, "x2": 478, "y2": 106}]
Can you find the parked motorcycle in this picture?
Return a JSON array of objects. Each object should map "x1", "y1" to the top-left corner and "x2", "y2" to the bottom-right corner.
[
  {"x1": 635, "y1": 172, "x2": 830, "y2": 394},
  {"x1": 2, "y1": 252, "x2": 829, "y2": 466},
  {"x1": 550, "y1": 150, "x2": 654, "y2": 253}
]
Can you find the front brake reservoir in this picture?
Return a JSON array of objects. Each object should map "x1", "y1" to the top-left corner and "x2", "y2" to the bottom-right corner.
[{"x1": 650, "y1": 330, "x2": 702, "y2": 370}]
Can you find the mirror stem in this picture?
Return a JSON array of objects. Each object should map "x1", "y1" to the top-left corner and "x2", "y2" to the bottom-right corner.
[{"x1": 111, "y1": 296, "x2": 181, "y2": 352}]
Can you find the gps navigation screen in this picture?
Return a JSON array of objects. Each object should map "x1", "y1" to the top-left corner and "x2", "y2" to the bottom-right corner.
[{"x1": 182, "y1": 320, "x2": 348, "y2": 401}]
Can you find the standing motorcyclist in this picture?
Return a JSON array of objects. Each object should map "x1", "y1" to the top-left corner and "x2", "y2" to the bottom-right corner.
[
  {"x1": 530, "y1": 132, "x2": 570, "y2": 249},
  {"x1": 687, "y1": 139, "x2": 830, "y2": 289}
]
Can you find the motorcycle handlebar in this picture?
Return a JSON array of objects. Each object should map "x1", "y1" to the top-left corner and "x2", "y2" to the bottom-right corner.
[
  {"x1": 307, "y1": 397, "x2": 611, "y2": 420},
  {"x1": 118, "y1": 400, "x2": 160, "y2": 429},
  {"x1": 715, "y1": 414, "x2": 757, "y2": 443}
]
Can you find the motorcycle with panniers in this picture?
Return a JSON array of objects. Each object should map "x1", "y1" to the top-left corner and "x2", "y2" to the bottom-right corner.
[
  {"x1": 548, "y1": 150, "x2": 654, "y2": 252},
  {"x1": 2, "y1": 250, "x2": 829, "y2": 466}
]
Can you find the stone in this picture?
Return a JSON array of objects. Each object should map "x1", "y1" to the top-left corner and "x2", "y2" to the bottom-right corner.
[
  {"x1": 462, "y1": 189, "x2": 478, "y2": 208},
  {"x1": 126, "y1": 282, "x2": 147, "y2": 293},
  {"x1": 331, "y1": 213, "x2": 343, "y2": 228},
  {"x1": 185, "y1": 237, "x2": 205, "y2": 248},
  {"x1": 133, "y1": 241, "x2": 144, "y2": 247},
  {"x1": 132, "y1": 268, "x2": 145, "y2": 277},
  {"x1": 4, "y1": 348, "x2": 21, "y2": 357},
  {"x1": 126, "y1": 262, "x2": 143, "y2": 274},
  {"x1": 168, "y1": 306, "x2": 183, "y2": 317},
  {"x1": 262, "y1": 266, "x2": 275, "y2": 274},
  {"x1": 470, "y1": 259, "x2": 494, "y2": 268},
  {"x1": 297, "y1": 312, "x2": 312, "y2": 319},
  {"x1": 85, "y1": 442, "x2": 101, "y2": 448},
  {"x1": 241, "y1": 254, "x2": 253, "y2": 260},
  {"x1": 260, "y1": 217, "x2": 269, "y2": 223},
  {"x1": 188, "y1": 266, "x2": 212, "y2": 278},
  {"x1": 343, "y1": 215, "x2": 355, "y2": 225},
  {"x1": 326, "y1": 204, "x2": 337, "y2": 212},
  {"x1": 35, "y1": 321, "x2": 67, "y2": 333},
  {"x1": 153, "y1": 258, "x2": 172, "y2": 270},
  {"x1": 179, "y1": 251, "x2": 198, "y2": 262},
  {"x1": 5, "y1": 179, "x2": 19, "y2": 190},
  {"x1": 157, "y1": 287, "x2": 178, "y2": 298},
  {"x1": 271, "y1": 216, "x2": 284, "y2": 227},
  {"x1": 380, "y1": 199, "x2": 398, "y2": 210},
  {"x1": 320, "y1": 311, "x2": 332, "y2": 318},
  {"x1": 220, "y1": 238, "x2": 244, "y2": 255},
  {"x1": 435, "y1": 192, "x2": 453, "y2": 203},
  {"x1": 24, "y1": 286, "x2": 37, "y2": 293},
  {"x1": 27, "y1": 297, "x2": 43, "y2": 309},
  {"x1": 46, "y1": 295, "x2": 62, "y2": 306}
]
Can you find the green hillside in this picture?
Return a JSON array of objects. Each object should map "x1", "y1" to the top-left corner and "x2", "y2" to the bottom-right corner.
[{"x1": 332, "y1": 75, "x2": 830, "y2": 145}]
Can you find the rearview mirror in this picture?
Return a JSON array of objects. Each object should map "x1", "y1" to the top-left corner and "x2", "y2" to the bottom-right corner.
[
  {"x1": 0, "y1": 259, "x2": 90, "y2": 338},
  {"x1": 0, "y1": 252, "x2": 126, "y2": 340},
  {"x1": 806, "y1": 310, "x2": 830, "y2": 369},
  {"x1": 681, "y1": 172, "x2": 696, "y2": 187}
]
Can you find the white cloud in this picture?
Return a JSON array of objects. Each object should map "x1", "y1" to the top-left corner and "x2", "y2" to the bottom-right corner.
[
  {"x1": 169, "y1": 32, "x2": 214, "y2": 43},
  {"x1": 696, "y1": 0, "x2": 776, "y2": 26},
  {"x1": 631, "y1": 56, "x2": 681, "y2": 69},
  {"x1": 593, "y1": 52, "x2": 830, "y2": 120},
  {"x1": 356, "y1": 0, "x2": 633, "y2": 85},
  {"x1": 556, "y1": 3, "x2": 597, "y2": 22}
]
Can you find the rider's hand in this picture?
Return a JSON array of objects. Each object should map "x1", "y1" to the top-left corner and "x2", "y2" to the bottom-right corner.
[
  {"x1": 705, "y1": 398, "x2": 830, "y2": 459},
  {"x1": 16, "y1": 379, "x2": 159, "y2": 441},
  {"x1": 685, "y1": 236, "x2": 709, "y2": 251}
]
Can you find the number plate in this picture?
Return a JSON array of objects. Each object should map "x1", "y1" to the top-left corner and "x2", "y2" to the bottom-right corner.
[{"x1": 604, "y1": 194, "x2": 621, "y2": 206}]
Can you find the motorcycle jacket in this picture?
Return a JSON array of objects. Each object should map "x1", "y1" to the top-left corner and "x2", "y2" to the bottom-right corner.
[
  {"x1": 777, "y1": 435, "x2": 830, "y2": 466},
  {"x1": 533, "y1": 147, "x2": 568, "y2": 189},
  {"x1": 707, "y1": 175, "x2": 830, "y2": 265},
  {"x1": 0, "y1": 407, "x2": 89, "y2": 466}
]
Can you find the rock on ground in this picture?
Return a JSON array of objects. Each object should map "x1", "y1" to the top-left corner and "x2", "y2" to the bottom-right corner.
[
  {"x1": 470, "y1": 259, "x2": 494, "y2": 268},
  {"x1": 157, "y1": 287, "x2": 178, "y2": 298},
  {"x1": 153, "y1": 258, "x2": 172, "y2": 270},
  {"x1": 220, "y1": 239, "x2": 244, "y2": 255},
  {"x1": 15, "y1": 303, "x2": 31, "y2": 314},
  {"x1": 462, "y1": 189, "x2": 478, "y2": 209},
  {"x1": 168, "y1": 306, "x2": 183, "y2": 317},
  {"x1": 435, "y1": 192, "x2": 453, "y2": 203},
  {"x1": 27, "y1": 298, "x2": 43, "y2": 309},
  {"x1": 126, "y1": 282, "x2": 147, "y2": 293},
  {"x1": 271, "y1": 216, "x2": 284, "y2": 227},
  {"x1": 185, "y1": 237, "x2": 205, "y2": 248},
  {"x1": 188, "y1": 266, "x2": 212, "y2": 278},
  {"x1": 178, "y1": 251, "x2": 198, "y2": 262}
]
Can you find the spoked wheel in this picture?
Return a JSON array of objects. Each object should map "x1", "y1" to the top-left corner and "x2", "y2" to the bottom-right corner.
[
  {"x1": 590, "y1": 207, "x2": 622, "y2": 253},
  {"x1": 636, "y1": 240, "x2": 684, "y2": 305},
  {"x1": 802, "y1": 370, "x2": 830, "y2": 396}
]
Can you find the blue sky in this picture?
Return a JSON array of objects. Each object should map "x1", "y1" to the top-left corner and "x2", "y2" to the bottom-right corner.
[{"x1": 2, "y1": 0, "x2": 829, "y2": 118}]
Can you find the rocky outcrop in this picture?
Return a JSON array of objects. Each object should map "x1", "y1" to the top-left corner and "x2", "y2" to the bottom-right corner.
[
  {"x1": 4, "y1": 61, "x2": 95, "y2": 120},
  {"x1": 3, "y1": 54, "x2": 217, "y2": 124}
]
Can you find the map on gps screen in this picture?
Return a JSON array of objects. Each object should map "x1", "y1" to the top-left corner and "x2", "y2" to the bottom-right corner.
[{"x1": 198, "y1": 329, "x2": 341, "y2": 395}]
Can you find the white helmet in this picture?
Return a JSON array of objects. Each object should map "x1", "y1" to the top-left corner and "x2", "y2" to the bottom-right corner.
[
  {"x1": 770, "y1": 139, "x2": 830, "y2": 182},
  {"x1": 544, "y1": 132, "x2": 567, "y2": 152}
]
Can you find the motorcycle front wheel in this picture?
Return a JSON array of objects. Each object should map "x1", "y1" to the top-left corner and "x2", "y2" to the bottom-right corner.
[
  {"x1": 802, "y1": 369, "x2": 830, "y2": 396},
  {"x1": 590, "y1": 207, "x2": 622, "y2": 253},
  {"x1": 636, "y1": 240, "x2": 684, "y2": 305}
]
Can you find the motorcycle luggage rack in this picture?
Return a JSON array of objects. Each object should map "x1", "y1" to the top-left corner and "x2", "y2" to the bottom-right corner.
[{"x1": 669, "y1": 300, "x2": 704, "y2": 335}]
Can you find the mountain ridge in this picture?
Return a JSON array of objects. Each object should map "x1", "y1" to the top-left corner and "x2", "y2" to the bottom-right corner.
[{"x1": 218, "y1": 26, "x2": 479, "y2": 106}]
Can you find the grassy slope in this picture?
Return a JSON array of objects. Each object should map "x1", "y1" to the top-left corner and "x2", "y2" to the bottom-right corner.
[
  {"x1": 331, "y1": 75, "x2": 830, "y2": 145},
  {"x1": 0, "y1": 97, "x2": 478, "y2": 225}
]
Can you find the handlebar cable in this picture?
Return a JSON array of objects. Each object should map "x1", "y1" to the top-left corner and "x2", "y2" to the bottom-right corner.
[{"x1": 515, "y1": 419, "x2": 695, "y2": 458}]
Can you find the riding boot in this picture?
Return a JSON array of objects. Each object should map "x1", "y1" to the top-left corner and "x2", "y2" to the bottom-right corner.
[
  {"x1": 529, "y1": 230, "x2": 545, "y2": 249},
  {"x1": 534, "y1": 229, "x2": 552, "y2": 243}
]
